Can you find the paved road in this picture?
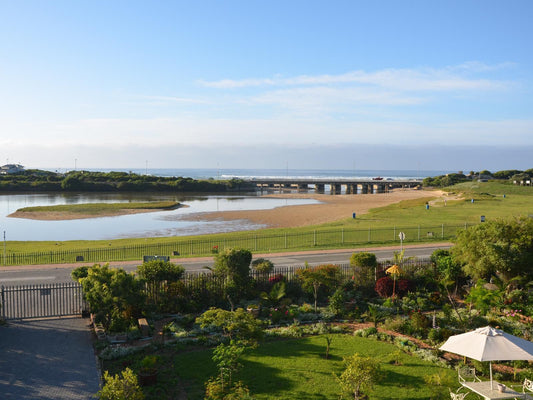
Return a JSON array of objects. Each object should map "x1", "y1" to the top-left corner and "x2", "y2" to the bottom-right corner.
[
  {"x1": 0, "y1": 317, "x2": 101, "y2": 399},
  {"x1": 0, "y1": 244, "x2": 450, "y2": 285}
]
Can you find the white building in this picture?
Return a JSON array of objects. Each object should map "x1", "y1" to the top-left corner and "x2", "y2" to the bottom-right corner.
[{"x1": 0, "y1": 164, "x2": 24, "y2": 174}]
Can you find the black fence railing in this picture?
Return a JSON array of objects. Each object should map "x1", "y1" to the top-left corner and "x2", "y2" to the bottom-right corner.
[
  {"x1": 1, "y1": 258, "x2": 433, "y2": 320},
  {"x1": 2, "y1": 224, "x2": 466, "y2": 266}
]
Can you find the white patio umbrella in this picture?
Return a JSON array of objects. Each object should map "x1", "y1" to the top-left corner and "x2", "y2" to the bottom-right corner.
[{"x1": 440, "y1": 326, "x2": 533, "y2": 389}]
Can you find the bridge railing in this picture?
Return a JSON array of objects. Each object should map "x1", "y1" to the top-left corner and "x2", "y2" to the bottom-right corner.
[{"x1": 1, "y1": 223, "x2": 467, "y2": 266}]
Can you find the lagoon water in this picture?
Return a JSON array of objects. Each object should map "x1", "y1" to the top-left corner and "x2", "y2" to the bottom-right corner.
[
  {"x1": 0, "y1": 193, "x2": 319, "y2": 241},
  {"x1": 1, "y1": 168, "x2": 447, "y2": 241}
]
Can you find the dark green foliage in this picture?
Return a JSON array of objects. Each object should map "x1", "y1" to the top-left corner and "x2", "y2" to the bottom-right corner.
[
  {"x1": 452, "y1": 216, "x2": 533, "y2": 282},
  {"x1": 80, "y1": 264, "x2": 145, "y2": 331},
  {"x1": 71, "y1": 266, "x2": 89, "y2": 281},
  {"x1": 196, "y1": 308, "x2": 263, "y2": 342},
  {"x1": 296, "y1": 264, "x2": 341, "y2": 312},
  {"x1": 213, "y1": 248, "x2": 253, "y2": 306},
  {"x1": 423, "y1": 173, "x2": 468, "y2": 187},
  {"x1": 0, "y1": 169, "x2": 252, "y2": 193},
  {"x1": 430, "y1": 249, "x2": 450, "y2": 265},
  {"x1": 250, "y1": 258, "x2": 274, "y2": 274},
  {"x1": 137, "y1": 261, "x2": 185, "y2": 283},
  {"x1": 493, "y1": 169, "x2": 524, "y2": 179},
  {"x1": 350, "y1": 252, "x2": 377, "y2": 287}
]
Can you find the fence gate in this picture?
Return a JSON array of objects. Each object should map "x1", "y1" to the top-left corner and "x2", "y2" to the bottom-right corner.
[{"x1": 1, "y1": 282, "x2": 86, "y2": 320}]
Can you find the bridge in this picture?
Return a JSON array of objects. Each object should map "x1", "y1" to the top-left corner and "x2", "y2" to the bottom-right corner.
[{"x1": 244, "y1": 178, "x2": 423, "y2": 195}]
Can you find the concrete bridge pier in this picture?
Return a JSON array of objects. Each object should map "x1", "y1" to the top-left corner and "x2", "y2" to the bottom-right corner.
[
  {"x1": 297, "y1": 183, "x2": 308, "y2": 191},
  {"x1": 346, "y1": 184, "x2": 356, "y2": 194},
  {"x1": 330, "y1": 183, "x2": 341, "y2": 194},
  {"x1": 315, "y1": 183, "x2": 325, "y2": 193},
  {"x1": 360, "y1": 184, "x2": 369, "y2": 194}
]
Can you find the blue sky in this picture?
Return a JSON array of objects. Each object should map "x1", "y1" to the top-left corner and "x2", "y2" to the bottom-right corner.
[{"x1": 1, "y1": 0, "x2": 532, "y2": 172}]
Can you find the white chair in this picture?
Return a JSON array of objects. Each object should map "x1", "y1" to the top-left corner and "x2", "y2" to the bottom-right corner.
[
  {"x1": 458, "y1": 366, "x2": 481, "y2": 384},
  {"x1": 511, "y1": 378, "x2": 533, "y2": 399},
  {"x1": 449, "y1": 388, "x2": 468, "y2": 400}
]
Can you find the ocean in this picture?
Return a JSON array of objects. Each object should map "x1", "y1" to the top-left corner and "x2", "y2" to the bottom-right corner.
[{"x1": 50, "y1": 167, "x2": 451, "y2": 180}]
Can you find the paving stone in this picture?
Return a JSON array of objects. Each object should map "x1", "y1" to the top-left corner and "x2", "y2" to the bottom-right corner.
[{"x1": 0, "y1": 317, "x2": 100, "y2": 399}]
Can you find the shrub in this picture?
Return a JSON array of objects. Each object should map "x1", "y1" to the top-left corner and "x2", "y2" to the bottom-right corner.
[
  {"x1": 97, "y1": 368, "x2": 144, "y2": 400},
  {"x1": 375, "y1": 276, "x2": 393, "y2": 298},
  {"x1": 251, "y1": 258, "x2": 274, "y2": 274}
]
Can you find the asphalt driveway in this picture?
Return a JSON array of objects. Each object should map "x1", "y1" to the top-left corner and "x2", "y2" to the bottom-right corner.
[{"x1": 0, "y1": 317, "x2": 100, "y2": 399}]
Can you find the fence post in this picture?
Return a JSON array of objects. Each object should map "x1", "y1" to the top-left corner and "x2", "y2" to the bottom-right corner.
[
  {"x1": 313, "y1": 230, "x2": 316, "y2": 246},
  {"x1": 341, "y1": 228, "x2": 344, "y2": 244},
  {"x1": 368, "y1": 227, "x2": 371, "y2": 242},
  {"x1": 284, "y1": 233, "x2": 287, "y2": 249},
  {"x1": 441, "y1": 224, "x2": 444, "y2": 238},
  {"x1": 1, "y1": 286, "x2": 4, "y2": 320},
  {"x1": 418, "y1": 225, "x2": 420, "y2": 241}
]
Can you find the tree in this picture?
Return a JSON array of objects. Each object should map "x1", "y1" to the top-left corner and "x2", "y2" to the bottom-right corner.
[
  {"x1": 213, "y1": 248, "x2": 253, "y2": 307},
  {"x1": 349, "y1": 252, "x2": 377, "y2": 286},
  {"x1": 336, "y1": 353, "x2": 381, "y2": 400},
  {"x1": 452, "y1": 217, "x2": 533, "y2": 282},
  {"x1": 97, "y1": 368, "x2": 144, "y2": 400},
  {"x1": 296, "y1": 264, "x2": 340, "y2": 313},
  {"x1": 137, "y1": 260, "x2": 186, "y2": 313}
]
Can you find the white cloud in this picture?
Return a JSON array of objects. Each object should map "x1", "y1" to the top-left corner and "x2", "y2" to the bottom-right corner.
[{"x1": 199, "y1": 64, "x2": 510, "y2": 92}]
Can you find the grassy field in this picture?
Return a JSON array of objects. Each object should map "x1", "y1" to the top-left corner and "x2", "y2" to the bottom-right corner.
[
  {"x1": 16, "y1": 201, "x2": 180, "y2": 214},
  {"x1": 4, "y1": 181, "x2": 533, "y2": 256},
  {"x1": 112, "y1": 334, "x2": 456, "y2": 400}
]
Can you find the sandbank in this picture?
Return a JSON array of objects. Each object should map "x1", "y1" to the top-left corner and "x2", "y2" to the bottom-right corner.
[
  {"x1": 7, "y1": 208, "x2": 173, "y2": 221},
  {"x1": 182, "y1": 188, "x2": 448, "y2": 228}
]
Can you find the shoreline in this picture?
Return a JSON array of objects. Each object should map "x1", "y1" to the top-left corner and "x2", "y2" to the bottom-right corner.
[{"x1": 180, "y1": 188, "x2": 447, "y2": 229}]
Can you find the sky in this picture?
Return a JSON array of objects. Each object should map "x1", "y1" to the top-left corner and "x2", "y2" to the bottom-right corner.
[{"x1": 1, "y1": 0, "x2": 532, "y2": 173}]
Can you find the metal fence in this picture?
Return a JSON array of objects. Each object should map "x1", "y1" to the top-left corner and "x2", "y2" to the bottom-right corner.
[
  {"x1": 1, "y1": 282, "x2": 86, "y2": 320},
  {"x1": 2, "y1": 223, "x2": 468, "y2": 266},
  {"x1": 0, "y1": 258, "x2": 432, "y2": 320}
]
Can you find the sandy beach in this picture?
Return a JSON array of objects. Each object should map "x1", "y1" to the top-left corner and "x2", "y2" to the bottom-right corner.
[
  {"x1": 182, "y1": 188, "x2": 446, "y2": 228},
  {"x1": 8, "y1": 188, "x2": 447, "y2": 227}
]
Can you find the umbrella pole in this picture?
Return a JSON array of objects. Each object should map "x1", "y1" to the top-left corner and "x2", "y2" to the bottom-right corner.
[{"x1": 490, "y1": 361, "x2": 493, "y2": 390}]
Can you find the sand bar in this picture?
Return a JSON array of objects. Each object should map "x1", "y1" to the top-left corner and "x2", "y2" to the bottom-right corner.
[
  {"x1": 7, "y1": 208, "x2": 173, "y2": 221},
  {"x1": 182, "y1": 189, "x2": 447, "y2": 228}
]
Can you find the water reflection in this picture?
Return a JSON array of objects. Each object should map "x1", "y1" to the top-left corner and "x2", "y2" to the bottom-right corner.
[{"x1": 0, "y1": 193, "x2": 319, "y2": 241}]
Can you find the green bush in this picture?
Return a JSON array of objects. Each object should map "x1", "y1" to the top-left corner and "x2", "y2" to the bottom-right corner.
[{"x1": 97, "y1": 368, "x2": 144, "y2": 400}]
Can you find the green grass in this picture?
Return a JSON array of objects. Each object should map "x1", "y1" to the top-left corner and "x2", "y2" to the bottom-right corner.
[
  {"x1": 4, "y1": 182, "x2": 533, "y2": 257},
  {"x1": 112, "y1": 334, "x2": 455, "y2": 399},
  {"x1": 17, "y1": 201, "x2": 180, "y2": 214}
]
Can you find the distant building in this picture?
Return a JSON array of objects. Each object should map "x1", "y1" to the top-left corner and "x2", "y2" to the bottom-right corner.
[{"x1": 0, "y1": 164, "x2": 24, "y2": 174}]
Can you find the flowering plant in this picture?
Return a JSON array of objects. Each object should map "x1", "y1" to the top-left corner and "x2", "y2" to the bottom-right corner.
[{"x1": 503, "y1": 309, "x2": 522, "y2": 320}]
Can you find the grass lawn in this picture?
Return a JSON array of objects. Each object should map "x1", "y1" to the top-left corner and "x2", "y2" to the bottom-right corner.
[{"x1": 125, "y1": 334, "x2": 456, "y2": 400}]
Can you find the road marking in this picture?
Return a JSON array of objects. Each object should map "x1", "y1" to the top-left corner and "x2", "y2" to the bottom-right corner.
[{"x1": 1, "y1": 276, "x2": 56, "y2": 282}]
